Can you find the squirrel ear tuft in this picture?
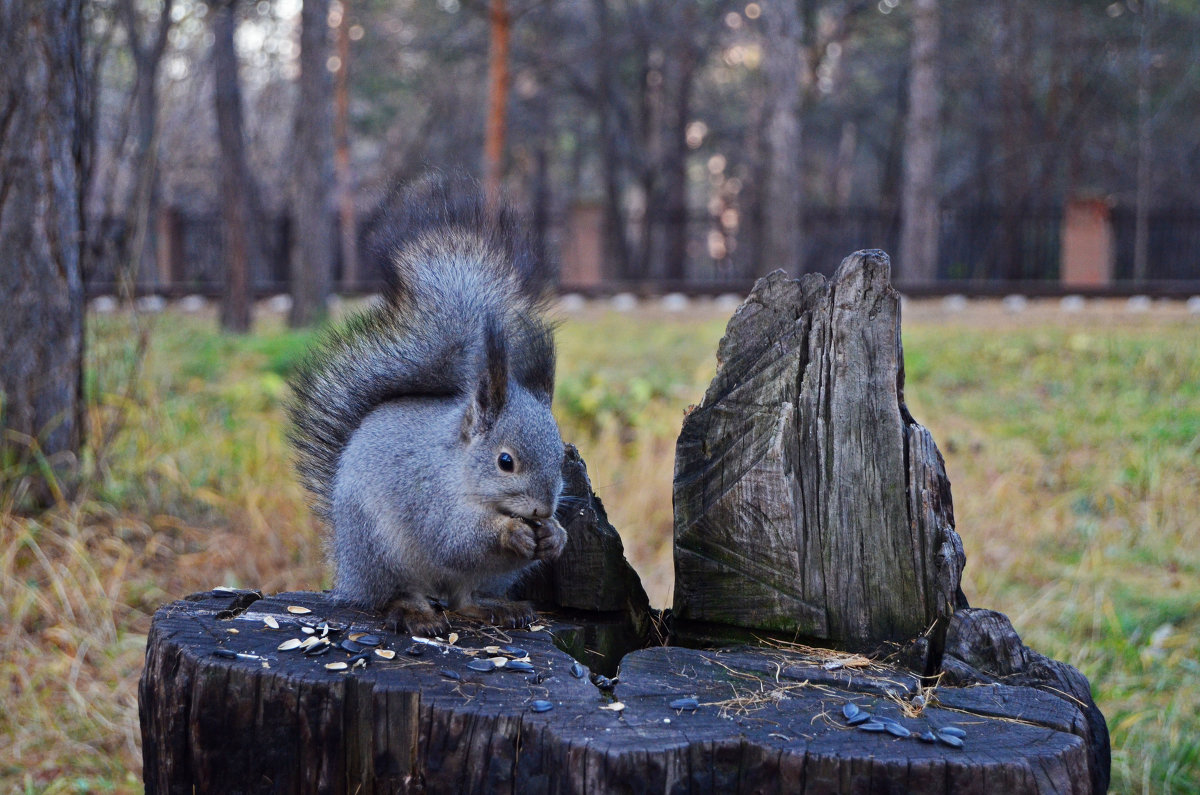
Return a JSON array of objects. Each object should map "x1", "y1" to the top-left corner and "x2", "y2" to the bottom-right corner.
[{"x1": 465, "y1": 316, "x2": 509, "y2": 437}]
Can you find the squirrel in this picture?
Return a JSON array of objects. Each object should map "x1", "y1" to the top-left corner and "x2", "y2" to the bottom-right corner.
[{"x1": 287, "y1": 174, "x2": 567, "y2": 636}]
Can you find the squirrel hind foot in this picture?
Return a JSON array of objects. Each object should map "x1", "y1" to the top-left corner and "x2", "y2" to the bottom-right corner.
[
  {"x1": 454, "y1": 598, "x2": 535, "y2": 630},
  {"x1": 383, "y1": 595, "x2": 450, "y2": 637}
]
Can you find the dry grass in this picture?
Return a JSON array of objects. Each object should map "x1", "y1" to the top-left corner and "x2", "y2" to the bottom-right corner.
[{"x1": 1, "y1": 296, "x2": 1197, "y2": 792}]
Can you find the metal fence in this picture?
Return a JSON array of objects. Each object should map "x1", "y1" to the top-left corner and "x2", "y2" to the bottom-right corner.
[{"x1": 86, "y1": 204, "x2": 1200, "y2": 298}]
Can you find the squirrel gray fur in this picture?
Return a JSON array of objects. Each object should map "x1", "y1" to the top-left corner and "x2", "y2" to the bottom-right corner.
[{"x1": 287, "y1": 173, "x2": 567, "y2": 635}]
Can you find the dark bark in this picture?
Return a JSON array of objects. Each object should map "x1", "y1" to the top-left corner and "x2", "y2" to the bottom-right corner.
[
  {"x1": 0, "y1": 0, "x2": 87, "y2": 507},
  {"x1": 289, "y1": 0, "x2": 335, "y2": 328},
  {"x1": 210, "y1": 0, "x2": 254, "y2": 332}
]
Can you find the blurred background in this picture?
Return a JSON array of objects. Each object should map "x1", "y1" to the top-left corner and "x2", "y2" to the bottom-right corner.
[{"x1": 1, "y1": 1, "x2": 1198, "y2": 792}]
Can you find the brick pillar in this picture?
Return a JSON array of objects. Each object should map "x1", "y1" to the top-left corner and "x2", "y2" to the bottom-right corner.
[
  {"x1": 561, "y1": 201, "x2": 605, "y2": 289},
  {"x1": 1060, "y1": 198, "x2": 1114, "y2": 288}
]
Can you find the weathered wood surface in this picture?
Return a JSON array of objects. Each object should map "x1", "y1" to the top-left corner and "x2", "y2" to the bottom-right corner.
[
  {"x1": 673, "y1": 251, "x2": 966, "y2": 657},
  {"x1": 141, "y1": 590, "x2": 1099, "y2": 794}
]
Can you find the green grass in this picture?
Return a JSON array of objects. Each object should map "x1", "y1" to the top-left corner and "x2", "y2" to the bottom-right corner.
[{"x1": 1, "y1": 300, "x2": 1197, "y2": 792}]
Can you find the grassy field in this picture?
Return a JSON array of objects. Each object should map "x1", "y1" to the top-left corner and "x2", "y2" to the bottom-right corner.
[{"x1": 1, "y1": 297, "x2": 1197, "y2": 793}]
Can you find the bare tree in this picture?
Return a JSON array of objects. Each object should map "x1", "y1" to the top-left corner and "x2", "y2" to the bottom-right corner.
[
  {"x1": 483, "y1": 0, "x2": 512, "y2": 209},
  {"x1": 898, "y1": 0, "x2": 940, "y2": 284},
  {"x1": 333, "y1": 1, "x2": 359, "y2": 289},
  {"x1": 761, "y1": 1, "x2": 804, "y2": 274},
  {"x1": 289, "y1": 0, "x2": 336, "y2": 327},
  {"x1": 0, "y1": 0, "x2": 88, "y2": 507},
  {"x1": 210, "y1": 0, "x2": 254, "y2": 332}
]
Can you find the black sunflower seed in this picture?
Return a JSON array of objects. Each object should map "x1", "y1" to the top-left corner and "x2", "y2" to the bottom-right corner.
[
  {"x1": 467, "y1": 659, "x2": 495, "y2": 673},
  {"x1": 669, "y1": 698, "x2": 699, "y2": 711},
  {"x1": 570, "y1": 662, "x2": 586, "y2": 679},
  {"x1": 530, "y1": 700, "x2": 554, "y2": 713},
  {"x1": 507, "y1": 660, "x2": 535, "y2": 673},
  {"x1": 213, "y1": 648, "x2": 238, "y2": 659},
  {"x1": 858, "y1": 721, "x2": 887, "y2": 732},
  {"x1": 440, "y1": 668, "x2": 461, "y2": 680},
  {"x1": 340, "y1": 640, "x2": 364, "y2": 654}
]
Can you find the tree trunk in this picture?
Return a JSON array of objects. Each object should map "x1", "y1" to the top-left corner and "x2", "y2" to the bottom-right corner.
[
  {"x1": 210, "y1": 0, "x2": 254, "y2": 332},
  {"x1": 483, "y1": 0, "x2": 511, "y2": 210},
  {"x1": 898, "y1": 0, "x2": 940, "y2": 284},
  {"x1": 661, "y1": 6, "x2": 696, "y2": 283},
  {"x1": 117, "y1": 0, "x2": 174, "y2": 295},
  {"x1": 593, "y1": 0, "x2": 630, "y2": 280},
  {"x1": 333, "y1": 3, "x2": 358, "y2": 290},
  {"x1": 289, "y1": 0, "x2": 335, "y2": 328},
  {"x1": 0, "y1": 0, "x2": 87, "y2": 508},
  {"x1": 762, "y1": 1, "x2": 804, "y2": 274}
]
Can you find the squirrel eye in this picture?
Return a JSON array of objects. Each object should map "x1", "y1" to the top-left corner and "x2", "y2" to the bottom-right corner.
[{"x1": 497, "y1": 452, "x2": 515, "y2": 472}]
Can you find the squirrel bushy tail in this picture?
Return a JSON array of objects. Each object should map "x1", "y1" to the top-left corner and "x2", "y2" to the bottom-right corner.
[{"x1": 286, "y1": 173, "x2": 557, "y2": 523}]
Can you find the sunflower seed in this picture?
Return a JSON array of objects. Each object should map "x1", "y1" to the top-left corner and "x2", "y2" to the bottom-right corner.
[
  {"x1": 846, "y1": 712, "x2": 873, "y2": 726},
  {"x1": 885, "y1": 723, "x2": 911, "y2": 738},
  {"x1": 489, "y1": 656, "x2": 508, "y2": 668},
  {"x1": 352, "y1": 657, "x2": 368, "y2": 669},
  {"x1": 937, "y1": 732, "x2": 964, "y2": 748},
  {"x1": 467, "y1": 659, "x2": 495, "y2": 673},
  {"x1": 507, "y1": 660, "x2": 535, "y2": 673},
  {"x1": 592, "y1": 674, "x2": 614, "y2": 690},
  {"x1": 298, "y1": 636, "x2": 322, "y2": 651},
  {"x1": 301, "y1": 626, "x2": 316, "y2": 635},
  {"x1": 938, "y1": 726, "x2": 967, "y2": 738},
  {"x1": 325, "y1": 661, "x2": 348, "y2": 671},
  {"x1": 305, "y1": 643, "x2": 332, "y2": 657},
  {"x1": 264, "y1": 616, "x2": 279, "y2": 630},
  {"x1": 213, "y1": 648, "x2": 237, "y2": 659},
  {"x1": 842, "y1": 703, "x2": 861, "y2": 720},
  {"x1": 483, "y1": 645, "x2": 501, "y2": 654},
  {"x1": 277, "y1": 638, "x2": 304, "y2": 651},
  {"x1": 502, "y1": 646, "x2": 526, "y2": 657},
  {"x1": 917, "y1": 731, "x2": 937, "y2": 743},
  {"x1": 530, "y1": 700, "x2": 554, "y2": 713},
  {"x1": 570, "y1": 662, "x2": 586, "y2": 679},
  {"x1": 858, "y1": 721, "x2": 887, "y2": 732},
  {"x1": 340, "y1": 640, "x2": 364, "y2": 654},
  {"x1": 287, "y1": 605, "x2": 312, "y2": 615},
  {"x1": 447, "y1": 632, "x2": 459, "y2": 645},
  {"x1": 601, "y1": 702, "x2": 625, "y2": 712},
  {"x1": 440, "y1": 668, "x2": 461, "y2": 680},
  {"x1": 374, "y1": 649, "x2": 396, "y2": 660},
  {"x1": 669, "y1": 698, "x2": 699, "y2": 711},
  {"x1": 355, "y1": 634, "x2": 382, "y2": 647},
  {"x1": 404, "y1": 644, "x2": 424, "y2": 657},
  {"x1": 529, "y1": 624, "x2": 546, "y2": 632}
]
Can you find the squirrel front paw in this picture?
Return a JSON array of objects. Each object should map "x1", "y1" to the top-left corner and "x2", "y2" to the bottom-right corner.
[
  {"x1": 497, "y1": 515, "x2": 538, "y2": 559},
  {"x1": 532, "y1": 517, "x2": 567, "y2": 562}
]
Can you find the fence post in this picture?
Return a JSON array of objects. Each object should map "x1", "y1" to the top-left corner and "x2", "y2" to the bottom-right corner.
[{"x1": 156, "y1": 205, "x2": 182, "y2": 294}]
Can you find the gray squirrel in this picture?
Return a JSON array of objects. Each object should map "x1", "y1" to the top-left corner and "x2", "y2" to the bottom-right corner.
[{"x1": 287, "y1": 174, "x2": 567, "y2": 635}]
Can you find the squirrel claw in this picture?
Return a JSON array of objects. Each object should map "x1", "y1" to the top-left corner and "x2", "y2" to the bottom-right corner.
[
  {"x1": 383, "y1": 596, "x2": 450, "y2": 637},
  {"x1": 456, "y1": 598, "x2": 534, "y2": 629}
]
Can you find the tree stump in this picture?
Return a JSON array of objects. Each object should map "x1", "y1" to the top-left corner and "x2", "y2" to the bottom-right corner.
[{"x1": 140, "y1": 251, "x2": 1109, "y2": 793}]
